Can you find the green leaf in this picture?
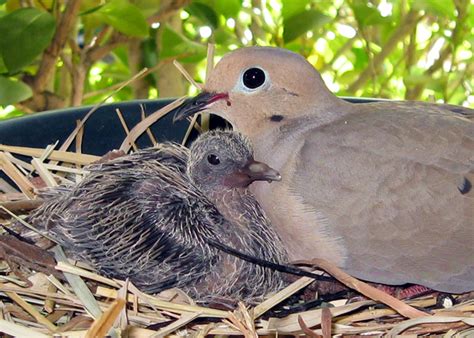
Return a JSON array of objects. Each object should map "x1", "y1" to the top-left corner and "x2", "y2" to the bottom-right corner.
[
  {"x1": 0, "y1": 54, "x2": 6, "y2": 73},
  {"x1": 0, "y1": 0, "x2": 6, "y2": 5},
  {"x1": 159, "y1": 25, "x2": 206, "y2": 63},
  {"x1": 213, "y1": 27, "x2": 238, "y2": 45},
  {"x1": 281, "y1": 0, "x2": 309, "y2": 20},
  {"x1": 0, "y1": 8, "x2": 56, "y2": 73},
  {"x1": 214, "y1": 0, "x2": 241, "y2": 18},
  {"x1": 283, "y1": 9, "x2": 331, "y2": 43},
  {"x1": 412, "y1": 0, "x2": 455, "y2": 18},
  {"x1": 351, "y1": 3, "x2": 390, "y2": 26},
  {"x1": 133, "y1": 0, "x2": 162, "y2": 18},
  {"x1": 351, "y1": 47, "x2": 369, "y2": 70},
  {"x1": 96, "y1": 0, "x2": 148, "y2": 37},
  {"x1": 185, "y1": 2, "x2": 218, "y2": 28},
  {"x1": 0, "y1": 76, "x2": 32, "y2": 105}
]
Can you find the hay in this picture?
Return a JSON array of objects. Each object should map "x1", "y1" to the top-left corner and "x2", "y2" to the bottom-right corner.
[{"x1": 0, "y1": 45, "x2": 473, "y2": 337}]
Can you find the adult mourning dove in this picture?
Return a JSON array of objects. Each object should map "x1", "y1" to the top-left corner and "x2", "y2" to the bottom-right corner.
[
  {"x1": 28, "y1": 130, "x2": 288, "y2": 303},
  {"x1": 175, "y1": 46, "x2": 474, "y2": 293}
]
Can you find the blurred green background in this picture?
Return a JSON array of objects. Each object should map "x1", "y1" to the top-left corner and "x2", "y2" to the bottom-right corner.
[{"x1": 0, "y1": 0, "x2": 473, "y2": 120}]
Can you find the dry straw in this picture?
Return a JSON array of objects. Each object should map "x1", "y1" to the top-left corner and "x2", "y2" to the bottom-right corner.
[{"x1": 0, "y1": 44, "x2": 473, "y2": 337}]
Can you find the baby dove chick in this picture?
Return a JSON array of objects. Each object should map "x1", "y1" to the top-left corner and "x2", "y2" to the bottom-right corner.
[{"x1": 28, "y1": 130, "x2": 287, "y2": 304}]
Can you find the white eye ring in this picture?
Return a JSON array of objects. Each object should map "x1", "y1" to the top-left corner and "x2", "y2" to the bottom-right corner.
[{"x1": 234, "y1": 66, "x2": 270, "y2": 93}]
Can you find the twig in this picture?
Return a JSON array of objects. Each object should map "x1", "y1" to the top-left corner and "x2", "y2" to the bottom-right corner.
[
  {"x1": 173, "y1": 60, "x2": 202, "y2": 90},
  {"x1": 140, "y1": 105, "x2": 158, "y2": 146},
  {"x1": 181, "y1": 114, "x2": 200, "y2": 146},
  {"x1": 200, "y1": 43, "x2": 215, "y2": 132},
  {"x1": 119, "y1": 97, "x2": 187, "y2": 153},
  {"x1": 5, "y1": 291, "x2": 57, "y2": 332},
  {"x1": 31, "y1": 159, "x2": 57, "y2": 187},
  {"x1": 0, "y1": 152, "x2": 35, "y2": 199},
  {"x1": 115, "y1": 109, "x2": 138, "y2": 151},
  {"x1": 407, "y1": 0, "x2": 469, "y2": 100},
  {"x1": 347, "y1": 10, "x2": 421, "y2": 93},
  {"x1": 0, "y1": 145, "x2": 100, "y2": 165},
  {"x1": 253, "y1": 276, "x2": 315, "y2": 319},
  {"x1": 0, "y1": 319, "x2": 49, "y2": 338},
  {"x1": 33, "y1": 0, "x2": 82, "y2": 95},
  {"x1": 298, "y1": 315, "x2": 320, "y2": 337},
  {"x1": 58, "y1": 67, "x2": 149, "y2": 154},
  {"x1": 85, "y1": 299, "x2": 126, "y2": 338},
  {"x1": 301, "y1": 258, "x2": 428, "y2": 319},
  {"x1": 44, "y1": 282, "x2": 58, "y2": 314},
  {"x1": 53, "y1": 246, "x2": 103, "y2": 319}
]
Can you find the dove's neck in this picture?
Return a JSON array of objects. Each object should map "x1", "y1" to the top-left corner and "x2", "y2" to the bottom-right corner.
[{"x1": 245, "y1": 102, "x2": 351, "y2": 170}]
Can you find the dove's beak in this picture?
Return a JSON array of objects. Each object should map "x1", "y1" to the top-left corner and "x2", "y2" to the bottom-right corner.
[{"x1": 173, "y1": 92, "x2": 229, "y2": 122}]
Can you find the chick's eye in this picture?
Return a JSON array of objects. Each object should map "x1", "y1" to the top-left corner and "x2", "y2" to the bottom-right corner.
[
  {"x1": 243, "y1": 67, "x2": 266, "y2": 89},
  {"x1": 207, "y1": 154, "x2": 220, "y2": 165}
]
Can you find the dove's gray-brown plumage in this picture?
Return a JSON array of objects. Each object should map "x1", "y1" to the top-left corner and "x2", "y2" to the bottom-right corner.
[
  {"x1": 28, "y1": 130, "x2": 287, "y2": 303},
  {"x1": 175, "y1": 46, "x2": 474, "y2": 293}
]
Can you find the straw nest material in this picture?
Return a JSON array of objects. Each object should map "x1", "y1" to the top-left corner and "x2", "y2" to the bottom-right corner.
[{"x1": 1, "y1": 48, "x2": 473, "y2": 337}]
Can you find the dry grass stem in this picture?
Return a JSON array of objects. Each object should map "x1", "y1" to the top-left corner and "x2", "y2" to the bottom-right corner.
[
  {"x1": 5, "y1": 291, "x2": 57, "y2": 331},
  {"x1": 253, "y1": 276, "x2": 314, "y2": 319},
  {"x1": 53, "y1": 246, "x2": 103, "y2": 319},
  {"x1": 31, "y1": 158, "x2": 58, "y2": 187},
  {"x1": 0, "y1": 144, "x2": 100, "y2": 165},
  {"x1": 119, "y1": 96, "x2": 187, "y2": 153},
  {"x1": 0, "y1": 152, "x2": 35, "y2": 198},
  {"x1": 140, "y1": 105, "x2": 158, "y2": 146},
  {"x1": 59, "y1": 68, "x2": 149, "y2": 154},
  {"x1": 85, "y1": 299, "x2": 126, "y2": 338},
  {"x1": 305, "y1": 258, "x2": 428, "y2": 319},
  {"x1": 173, "y1": 60, "x2": 202, "y2": 91},
  {"x1": 181, "y1": 114, "x2": 200, "y2": 145},
  {"x1": 116, "y1": 108, "x2": 138, "y2": 151}
]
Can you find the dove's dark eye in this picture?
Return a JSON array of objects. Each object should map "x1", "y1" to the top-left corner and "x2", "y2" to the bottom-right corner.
[
  {"x1": 242, "y1": 67, "x2": 266, "y2": 89},
  {"x1": 207, "y1": 154, "x2": 220, "y2": 165}
]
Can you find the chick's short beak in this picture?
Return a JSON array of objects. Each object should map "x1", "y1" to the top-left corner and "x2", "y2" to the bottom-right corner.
[
  {"x1": 224, "y1": 159, "x2": 282, "y2": 188},
  {"x1": 241, "y1": 160, "x2": 282, "y2": 183},
  {"x1": 173, "y1": 92, "x2": 229, "y2": 123}
]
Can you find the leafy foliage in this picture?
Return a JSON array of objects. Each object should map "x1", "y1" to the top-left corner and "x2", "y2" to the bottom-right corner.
[
  {"x1": 0, "y1": 0, "x2": 472, "y2": 120},
  {"x1": 0, "y1": 7, "x2": 55, "y2": 73}
]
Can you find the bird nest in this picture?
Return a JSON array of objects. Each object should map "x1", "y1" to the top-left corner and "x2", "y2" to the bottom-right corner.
[{"x1": 1, "y1": 48, "x2": 474, "y2": 337}]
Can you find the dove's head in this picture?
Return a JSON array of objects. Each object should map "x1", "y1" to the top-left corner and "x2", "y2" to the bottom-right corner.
[{"x1": 175, "y1": 47, "x2": 344, "y2": 138}]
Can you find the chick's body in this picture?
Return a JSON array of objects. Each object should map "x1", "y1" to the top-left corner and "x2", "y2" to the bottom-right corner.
[{"x1": 28, "y1": 131, "x2": 287, "y2": 303}]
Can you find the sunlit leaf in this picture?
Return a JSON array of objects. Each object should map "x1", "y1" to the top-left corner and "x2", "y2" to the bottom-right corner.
[
  {"x1": 281, "y1": 0, "x2": 309, "y2": 20},
  {"x1": 0, "y1": 8, "x2": 56, "y2": 73},
  {"x1": 185, "y1": 2, "x2": 218, "y2": 28},
  {"x1": 283, "y1": 9, "x2": 331, "y2": 43},
  {"x1": 351, "y1": 47, "x2": 369, "y2": 70},
  {"x1": 338, "y1": 70, "x2": 358, "y2": 85},
  {"x1": 351, "y1": 3, "x2": 390, "y2": 27},
  {"x1": 412, "y1": 0, "x2": 455, "y2": 18},
  {"x1": 214, "y1": 0, "x2": 241, "y2": 18},
  {"x1": 159, "y1": 25, "x2": 206, "y2": 63},
  {"x1": 213, "y1": 27, "x2": 238, "y2": 45},
  {"x1": 96, "y1": 0, "x2": 148, "y2": 37},
  {"x1": 0, "y1": 107, "x2": 24, "y2": 120},
  {"x1": 134, "y1": 0, "x2": 162, "y2": 18},
  {"x1": 0, "y1": 76, "x2": 32, "y2": 105}
]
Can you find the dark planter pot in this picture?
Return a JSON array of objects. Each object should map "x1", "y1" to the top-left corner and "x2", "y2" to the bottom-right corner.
[
  {"x1": 0, "y1": 97, "x2": 380, "y2": 155},
  {"x1": 0, "y1": 99, "x2": 189, "y2": 156},
  {"x1": 0, "y1": 96, "x2": 383, "y2": 191}
]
